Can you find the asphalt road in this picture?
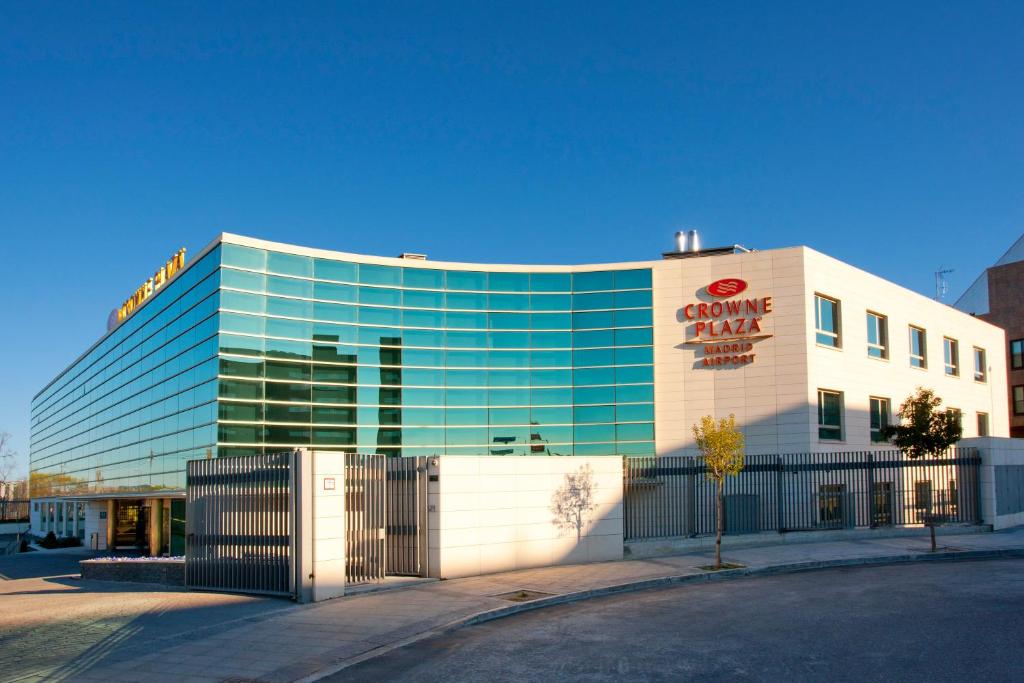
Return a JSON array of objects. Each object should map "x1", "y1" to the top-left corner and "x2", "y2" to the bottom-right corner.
[
  {"x1": 0, "y1": 547, "x2": 105, "y2": 579},
  {"x1": 335, "y1": 558, "x2": 1024, "y2": 682}
]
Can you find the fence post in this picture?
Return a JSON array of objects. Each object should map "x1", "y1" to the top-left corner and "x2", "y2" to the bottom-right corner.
[
  {"x1": 687, "y1": 456, "x2": 697, "y2": 537},
  {"x1": 775, "y1": 455, "x2": 785, "y2": 534},
  {"x1": 866, "y1": 451, "x2": 876, "y2": 529}
]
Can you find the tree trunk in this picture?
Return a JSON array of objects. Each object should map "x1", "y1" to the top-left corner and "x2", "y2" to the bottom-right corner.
[{"x1": 715, "y1": 478, "x2": 724, "y2": 569}]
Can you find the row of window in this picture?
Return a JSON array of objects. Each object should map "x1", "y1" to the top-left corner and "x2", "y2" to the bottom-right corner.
[
  {"x1": 817, "y1": 390, "x2": 987, "y2": 442},
  {"x1": 218, "y1": 423, "x2": 656, "y2": 447},
  {"x1": 221, "y1": 298, "x2": 655, "y2": 330},
  {"x1": 222, "y1": 244, "x2": 653, "y2": 293},
  {"x1": 815, "y1": 295, "x2": 987, "y2": 380},
  {"x1": 222, "y1": 270, "x2": 654, "y2": 310},
  {"x1": 222, "y1": 313, "x2": 655, "y2": 349},
  {"x1": 218, "y1": 378, "x2": 656, "y2": 406}
]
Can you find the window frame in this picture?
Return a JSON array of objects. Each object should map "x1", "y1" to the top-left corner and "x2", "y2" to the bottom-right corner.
[
  {"x1": 814, "y1": 294, "x2": 842, "y2": 348},
  {"x1": 976, "y1": 412, "x2": 989, "y2": 437},
  {"x1": 943, "y1": 337, "x2": 960, "y2": 377},
  {"x1": 817, "y1": 388, "x2": 844, "y2": 441},
  {"x1": 1011, "y1": 339, "x2": 1024, "y2": 370},
  {"x1": 1014, "y1": 385, "x2": 1024, "y2": 416},
  {"x1": 866, "y1": 311, "x2": 888, "y2": 360},
  {"x1": 869, "y1": 396, "x2": 890, "y2": 443},
  {"x1": 909, "y1": 325, "x2": 927, "y2": 369},
  {"x1": 973, "y1": 347, "x2": 987, "y2": 383}
]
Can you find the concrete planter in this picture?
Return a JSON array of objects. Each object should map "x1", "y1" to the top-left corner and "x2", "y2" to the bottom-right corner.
[{"x1": 80, "y1": 558, "x2": 185, "y2": 586}]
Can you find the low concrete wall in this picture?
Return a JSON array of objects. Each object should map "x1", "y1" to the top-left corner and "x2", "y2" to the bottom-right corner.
[
  {"x1": 961, "y1": 437, "x2": 1024, "y2": 530},
  {"x1": 80, "y1": 559, "x2": 185, "y2": 586},
  {"x1": 428, "y1": 456, "x2": 624, "y2": 579},
  {"x1": 625, "y1": 524, "x2": 990, "y2": 559}
]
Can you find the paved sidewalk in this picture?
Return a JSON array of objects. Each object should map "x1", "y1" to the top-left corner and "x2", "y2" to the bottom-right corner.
[{"x1": 6, "y1": 528, "x2": 1024, "y2": 683}]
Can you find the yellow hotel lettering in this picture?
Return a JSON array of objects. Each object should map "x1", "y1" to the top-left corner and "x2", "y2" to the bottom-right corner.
[{"x1": 116, "y1": 248, "x2": 187, "y2": 324}]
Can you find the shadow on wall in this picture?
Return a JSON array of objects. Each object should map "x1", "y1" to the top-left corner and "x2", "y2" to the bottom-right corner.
[{"x1": 550, "y1": 464, "x2": 598, "y2": 542}]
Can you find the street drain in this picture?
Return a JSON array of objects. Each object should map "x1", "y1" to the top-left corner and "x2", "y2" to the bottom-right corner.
[{"x1": 494, "y1": 589, "x2": 555, "y2": 602}]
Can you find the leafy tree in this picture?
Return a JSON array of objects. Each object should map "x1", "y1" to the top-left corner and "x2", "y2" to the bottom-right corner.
[
  {"x1": 693, "y1": 415, "x2": 745, "y2": 569},
  {"x1": 881, "y1": 388, "x2": 963, "y2": 460},
  {"x1": 881, "y1": 387, "x2": 963, "y2": 550}
]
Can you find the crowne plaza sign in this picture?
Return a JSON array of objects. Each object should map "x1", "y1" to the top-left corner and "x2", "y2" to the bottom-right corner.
[
  {"x1": 683, "y1": 278, "x2": 773, "y2": 367},
  {"x1": 109, "y1": 247, "x2": 187, "y2": 330}
]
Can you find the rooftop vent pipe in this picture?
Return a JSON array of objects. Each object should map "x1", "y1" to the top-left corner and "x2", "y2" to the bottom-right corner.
[{"x1": 674, "y1": 229, "x2": 701, "y2": 253}]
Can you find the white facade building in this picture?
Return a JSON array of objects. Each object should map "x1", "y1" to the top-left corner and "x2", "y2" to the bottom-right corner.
[{"x1": 653, "y1": 245, "x2": 1008, "y2": 455}]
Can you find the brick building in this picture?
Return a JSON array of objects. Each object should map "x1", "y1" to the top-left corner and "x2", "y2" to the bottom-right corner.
[{"x1": 955, "y1": 234, "x2": 1024, "y2": 437}]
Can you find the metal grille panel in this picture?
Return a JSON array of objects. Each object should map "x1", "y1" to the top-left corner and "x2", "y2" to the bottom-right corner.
[
  {"x1": 186, "y1": 452, "x2": 292, "y2": 596},
  {"x1": 386, "y1": 457, "x2": 423, "y2": 576},
  {"x1": 345, "y1": 453, "x2": 387, "y2": 585},
  {"x1": 624, "y1": 448, "x2": 981, "y2": 541}
]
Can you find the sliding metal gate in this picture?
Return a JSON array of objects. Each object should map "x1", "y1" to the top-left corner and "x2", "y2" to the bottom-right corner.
[
  {"x1": 345, "y1": 453, "x2": 386, "y2": 584},
  {"x1": 186, "y1": 452, "x2": 293, "y2": 596},
  {"x1": 345, "y1": 454, "x2": 425, "y2": 585},
  {"x1": 386, "y1": 456, "x2": 424, "y2": 576}
]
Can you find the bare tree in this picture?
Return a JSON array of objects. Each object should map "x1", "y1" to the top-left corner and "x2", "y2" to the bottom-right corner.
[
  {"x1": 0, "y1": 432, "x2": 20, "y2": 520},
  {"x1": 550, "y1": 464, "x2": 598, "y2": 541},
  {"x1": 0, "y1": 432, "x2": 17, "y2": 491}
]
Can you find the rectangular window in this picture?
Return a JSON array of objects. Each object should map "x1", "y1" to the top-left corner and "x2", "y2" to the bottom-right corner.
[
  {"x1": 872, "y1": 482, "x2": 893, "y2": 526},
  {"x1": 943, "y1": 337, "x2": 959, "y2": 376},
  {"x1": 909, "y1": 326, "x2": 927, "y2": 369},
  {"x1": 817, "y1": 389, "x2": 843, "y2": 441},
  {"x1": 977, "y1": 412, "x2": 989, "y2": 437},
  {"x1": 818, "y1": 484, "x2": 846, "y2": 527},
  {"x1": 815, "y1": 295, "x2": 841, "y2": 348},
  {"x1": 1012, "y1": 339, "x2": 1024, "y2": 370},
  {"x1": 973, "y1": 347, "x2": 987, "y2": 382},
  {"x1": 914, "y1": 480, "x2": 933, "y2": 512},
  {"x1": 947, "y1": 408, "x2": 962, "y2": 429},
  {"x1": 869, "y1": 397, "x2": 890, "y2": 443},
  {"x1": 1014, "y1": 386, "x2": 1024, "y2": 415},
  {"x1": 866, "y1": 312, "x2": 888, "y2": 359}
]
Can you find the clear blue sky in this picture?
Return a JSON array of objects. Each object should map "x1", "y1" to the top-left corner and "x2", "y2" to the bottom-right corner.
[{"x1": 2, "y1": 2, "x2": 1022, "y2": 476}]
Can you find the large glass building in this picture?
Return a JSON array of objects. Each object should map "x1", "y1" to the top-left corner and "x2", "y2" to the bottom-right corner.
[{"x1": 29, "y1": 232, "x2": 1009, "y2": 552}]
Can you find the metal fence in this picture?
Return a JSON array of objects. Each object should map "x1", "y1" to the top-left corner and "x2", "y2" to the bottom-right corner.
[
  {"x1": 0, "y1": 499, "x2": 29, "y2": 522},
  {"x1": 624, "y1": 449, "x2": 981, "y2": 541},
  {"x1": 186, "y1": 452, "x2": 293, "y2": 596}
]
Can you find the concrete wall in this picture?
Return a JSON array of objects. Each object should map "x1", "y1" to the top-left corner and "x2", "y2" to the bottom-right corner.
[
  {"x1": 311, "y1": 451, "x2": 346, "y2": 602},
  {"x1": 428, "y1": 456, "x2": 623, "y2": 579},
  {"x1": 962, "y1": 437, "x2": 1024, "y2": 530},
  {"x1": 654, "y1": 247, "x2": 810, "y2": 456},
  {"x1": 82, "y1": 501, "x2": 108, "y2": 549}
]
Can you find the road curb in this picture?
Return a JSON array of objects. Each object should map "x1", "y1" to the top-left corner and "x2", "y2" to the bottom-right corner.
[{"x1": 298, "y1": 547, "x2": 1024, "y2": 682}]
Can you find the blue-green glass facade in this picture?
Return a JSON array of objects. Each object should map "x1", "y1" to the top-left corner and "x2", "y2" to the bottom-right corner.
[
  {"x1": 31, "y1": 237, "x2": 655, "y2": 496},
  {"x1": 218, "y1": 243, "x2": 655, "y2": 459},
  {"x1": 29, "y1": 247, "x2": 221, "y2": 496}
]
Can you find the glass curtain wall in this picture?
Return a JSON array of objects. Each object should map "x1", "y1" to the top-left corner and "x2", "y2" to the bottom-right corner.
[
  {"x1": 217, "y1": 244, "x2": 656, "y2": 458},
  {"x1": 29, "y1": 248, "x2": 221, "y2": 496}
]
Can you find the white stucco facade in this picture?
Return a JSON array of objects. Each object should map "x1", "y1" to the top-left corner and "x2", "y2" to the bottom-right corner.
[{"x1": 653, "y1": 246, "x2": 1009, "y2": 456}]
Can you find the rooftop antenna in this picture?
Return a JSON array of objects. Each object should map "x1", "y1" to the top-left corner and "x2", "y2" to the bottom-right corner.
[{"x1": 935, "y1": 267, "x2": 954, "y2": 301}]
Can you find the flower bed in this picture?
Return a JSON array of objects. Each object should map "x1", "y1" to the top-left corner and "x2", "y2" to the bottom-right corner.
[{"x1": 80, "y1": 557, "x2": 185, "y2": 586}]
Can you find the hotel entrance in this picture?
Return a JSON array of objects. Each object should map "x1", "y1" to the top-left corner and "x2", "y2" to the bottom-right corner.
[{"x1": 113, "y1": 501, "x2": 148, "y2": 550}]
